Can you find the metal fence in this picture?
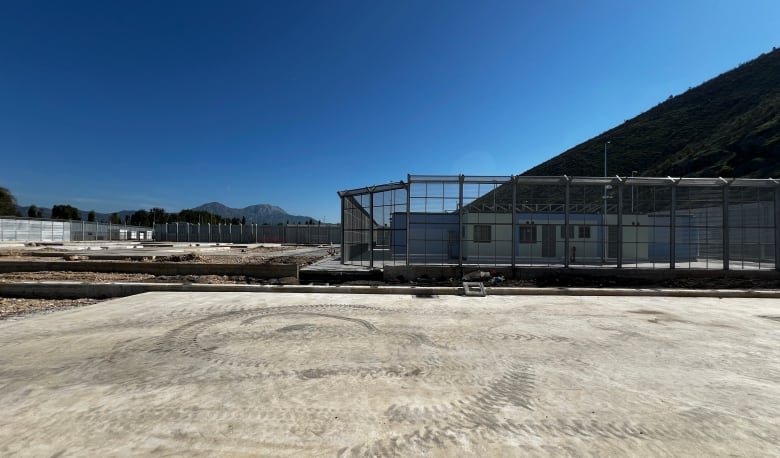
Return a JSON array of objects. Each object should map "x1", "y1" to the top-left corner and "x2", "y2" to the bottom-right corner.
[
  {"x1": 154, "y1": 223, "x2": 341, "y2": 245},
  {"x1": 339, "y1": 175, "x2": 780, "y2": 271},
  {"x1": 0, "y1": 217, "x2": 153, "y2": 242}
]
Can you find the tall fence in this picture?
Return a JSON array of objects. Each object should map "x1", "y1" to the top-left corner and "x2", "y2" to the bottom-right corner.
[
  {"x1": 0, "y1": 217, "x2": 153, "y2": 242},
  {"x1": 154, "y1": 223, "x2": 341, "y2": 245},
  {"x1": 339, "y1": 175, "x2": 780, "y2": 271}
]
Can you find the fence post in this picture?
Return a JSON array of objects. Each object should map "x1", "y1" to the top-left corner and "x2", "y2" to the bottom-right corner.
[
  {"x1": 369, "y1": 191, "x2": 374, "y2": 268},
  {"x1": 458, "y1": 175, "x2": 464, "y2": 269},
  {"x1": 617, "y1": 180, "x2": 624, "y2": 268},
  {"x1": 405, "y1": 177, "x2": 411, "y2": 266},
  {"x1": 670, "y1": 182, "x2": 677, "y2": 269},
  {"x1": 511, "y1": 176, "x2": 517, "y2": 270},
  {"x1": 775, "y1": 186, "x2": 780, "y2": 272},
  {"x1": 564, "y1": 177, "x2": 571, "y2": 268},
  {"x1": 723, "y1": 184, "x2": 730, "y2": 271}
]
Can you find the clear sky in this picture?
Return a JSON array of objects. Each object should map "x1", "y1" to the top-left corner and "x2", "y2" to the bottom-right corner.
[{"x1": 1, "y1": 0, "x2": 778, "y2": 222}]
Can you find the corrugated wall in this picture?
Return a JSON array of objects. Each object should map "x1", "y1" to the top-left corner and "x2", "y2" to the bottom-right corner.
[{"x1": 0, "y1": 218, "x2": 152, "y2": 242}]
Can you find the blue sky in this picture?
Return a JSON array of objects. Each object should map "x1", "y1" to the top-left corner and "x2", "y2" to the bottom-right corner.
[{"x1": 1, "y1": 0, "x2": 778, "y2": 222}]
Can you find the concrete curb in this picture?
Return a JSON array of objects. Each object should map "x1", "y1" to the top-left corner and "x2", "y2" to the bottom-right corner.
[{"x1": 1, "y1": 281, "x2": 779, "y2": 299}]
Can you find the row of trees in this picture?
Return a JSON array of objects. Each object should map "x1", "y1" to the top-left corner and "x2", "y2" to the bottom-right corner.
[
  {"x1": 127, "y1": 208, "x2": 245, "y2": 226},
  {"x1": 2, "y1": 188, "x2": 322, "y2": 226}
]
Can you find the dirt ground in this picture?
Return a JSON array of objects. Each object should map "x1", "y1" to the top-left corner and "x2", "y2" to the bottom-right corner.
[
  {"x1": 0, "y1": 297, "x2": 102, "y2": 319},
  {"x1": 0, "y1": 244, "x2": 328, "y2": 319},
  {"x1": 1, "y1": 292, "x2": 778, "y2": 456},
  {"x1": 2, "y1": 244, "x2": 779, "y2": 320},
  {"x1": 0, "y1": 248, "x2": 324, "y2": 266}
]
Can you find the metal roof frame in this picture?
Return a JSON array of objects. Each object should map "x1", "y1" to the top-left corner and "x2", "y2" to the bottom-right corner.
[
  {"x1": 339, "y1": 176, "x2": 780, "y2": 198},
  {"x1": 337, "y1": 181, "x2": 406, "y2": 198}
]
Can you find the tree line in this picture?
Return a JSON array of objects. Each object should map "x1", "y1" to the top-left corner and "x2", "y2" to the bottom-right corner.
[{"x1": 1, "y1": 187, "x2": 321, "y2": 226}]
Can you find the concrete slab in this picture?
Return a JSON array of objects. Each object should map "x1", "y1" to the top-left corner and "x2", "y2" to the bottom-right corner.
[{"x1": 0, "y1": 293, "x2": 778, "y2": 456}]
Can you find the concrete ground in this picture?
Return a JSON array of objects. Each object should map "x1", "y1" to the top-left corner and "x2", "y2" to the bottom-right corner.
[{"x1": 0, "y1": 293, "x2": 778, "y2": 457}]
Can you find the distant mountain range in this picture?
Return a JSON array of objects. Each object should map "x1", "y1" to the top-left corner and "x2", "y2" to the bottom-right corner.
[
  {"x1": 16, "y1": 202, "x2": 317, "y2": 225},
  {"x1": 191, "y1": 202, "x2": 315, "y2": 225}
]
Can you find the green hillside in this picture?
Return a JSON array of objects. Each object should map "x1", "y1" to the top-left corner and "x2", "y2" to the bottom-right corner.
[{"x1": 523, "y1": 47, "x2": 780, "y2": 179}]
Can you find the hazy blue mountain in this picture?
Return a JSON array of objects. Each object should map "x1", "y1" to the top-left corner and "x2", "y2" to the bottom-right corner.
[{"x1": 191, "y1": 202, "x2": 316, "y2": 225}]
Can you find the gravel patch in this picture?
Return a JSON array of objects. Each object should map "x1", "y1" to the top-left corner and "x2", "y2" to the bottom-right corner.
[{"x1": 0, "y1": 297, "x2": 102, "y2": 320}]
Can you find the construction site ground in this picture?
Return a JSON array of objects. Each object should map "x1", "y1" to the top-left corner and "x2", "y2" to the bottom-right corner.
[
  {"x1": 1, "y1": 291, "x2": 778, "y2": 456},
  {"x1": 2, "y1": 241, "x2": 780, "y2": 319},
  {"x1": 0, "y1": 242, "x2": 330, "y2": 318},
  {"x1": 1, "y1": 242, "x2": 778, "y2": 455}
]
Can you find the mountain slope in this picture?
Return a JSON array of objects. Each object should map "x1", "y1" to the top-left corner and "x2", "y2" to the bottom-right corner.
[
  {"x1": 192, "y1": 202, "x2": 314, "y2": 225},
  {"x1": 524, "y1": 47, "x2": 780, "y2": 179}
]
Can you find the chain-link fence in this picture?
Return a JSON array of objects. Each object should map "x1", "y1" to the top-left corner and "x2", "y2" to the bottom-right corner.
[
  {"x1": 154, "y1": 223, "x2": 341, "y2": 245},
  {"x1": 0, "y1": 218, "x2": 341, "y2": 245},
  {"x1": 0, "y1": 217, "x2": 153, "y2": 242},
  {"x1": 339, "y1": 175, "x2": 780, "y2": 271}
]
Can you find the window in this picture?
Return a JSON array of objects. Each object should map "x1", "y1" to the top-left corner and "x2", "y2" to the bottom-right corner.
[
  {"x1": 578, "y1": 226, "x2": 591, "y2": 238},
  {"x1": 519, "y1": 225, "x2": 537, "y2": 243},
  {"x1": 474, "y1": 225, "x2": 491, "y2": 243},
  {"x1": 560, "y1": 225, "x2": 574, "y2": 238}
]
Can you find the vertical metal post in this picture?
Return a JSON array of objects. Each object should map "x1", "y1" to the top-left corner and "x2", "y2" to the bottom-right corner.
[
  {"x1": 723, "y1": 185, "x2": 730, "y2": 271},
  {"x1": 775, "y1": 186, "x2": 780, "y2": 271},
  {"x1": 458, "y1": 174, "x2": 464, "y2": 269},
  {"x1": 511, "y1": 176, "x2": 517, "y2": 270},
  {"x1": 81, "y1": 220, "x2": 85, "y2": 242},
  {"x1": 670, "y1": 183, "x2": 677, "y2": 269},
  {"x1": 369, "y1": 191, "x2": 374, "y2": 268},
  {"x1": 564, "y1": 178, "x2": 570, "y2": 268},
  {"x1": 601, "y1": 186, "x2": 607, "y2": 264},
  {"x1": 340, "y1": 197, "x2": 346, "y2": 264},
  {"x1": 405, "y1": 177, "x2": 411, "y2": 266},
  {"x1": 617, "y1": 181, "x2": 624, "y2": 268}
]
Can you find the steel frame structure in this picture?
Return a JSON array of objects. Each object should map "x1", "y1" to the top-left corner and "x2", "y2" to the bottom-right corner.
[{"x1": 339, "y1": 175, "x2": 780, "y2": 271}]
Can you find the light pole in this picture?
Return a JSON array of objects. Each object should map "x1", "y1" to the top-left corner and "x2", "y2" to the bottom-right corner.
[
  {"x1": 604, "y1": 141, "x2": 610, "y2": 177},
  {"x1": 631, "y1": 170, "x2": 638, "y2": 213}
]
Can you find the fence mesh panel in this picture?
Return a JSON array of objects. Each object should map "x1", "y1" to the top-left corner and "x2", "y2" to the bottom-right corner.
[{"x1": 340, "y1": 176, "x2": 779, "y2": 271}]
